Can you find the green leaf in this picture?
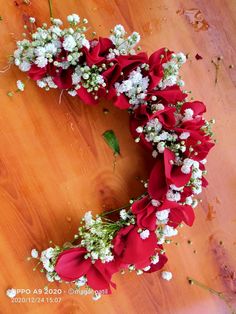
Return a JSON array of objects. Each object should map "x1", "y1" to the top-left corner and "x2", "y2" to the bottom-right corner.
[{"x1": 102, "y1": 130, "x2": 120, "y2": 156}]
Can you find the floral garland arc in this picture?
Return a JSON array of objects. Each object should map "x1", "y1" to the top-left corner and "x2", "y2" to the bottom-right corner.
[{"x1": 8, "y1": 13, "x2": 215, "y2": 300}]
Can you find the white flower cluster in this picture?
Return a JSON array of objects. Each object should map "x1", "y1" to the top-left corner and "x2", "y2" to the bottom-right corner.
[
  {"x1": 14, "y1": 14, "x2": 90, "y2": 71},
  {"x1": 68, "y1": 64, "x2": 106, "y2": 96},
  {"x1": 37, "y1": 76, "x2": 57, "y2": 90},
  {"x1": 115, "y1": 66, "x2": 149, "y2": 107},
  {"x1": 180, "y1": 158, "x2": 205, "y2": 196},
  {"x1": 79, "y1": 210, "x2": 135, "y2": 263},
  {"x1": 158, "y1": 52, "x2": 186, "y2": 89},
  {"x1": 109, "y1": 24, "x2": 140, "y2": 58},
  {"x1": 136, "y1": 113, "x2": 184, "y2": 157},
  {"x1": 164, "y1": 157, "x2": 205, "y2": 206},
  {"x1": 31, "y1": 247, "x2": 61, "y2": 283},
  {"x1": 13, "y1": 15, "x2": 144, "y2": 106},
  {"x1": 152, "y1": 205, "x2": 179, "y2": 245},
  {"x1": 13, "y1": 14, "x2": 89, "y2": 87}
]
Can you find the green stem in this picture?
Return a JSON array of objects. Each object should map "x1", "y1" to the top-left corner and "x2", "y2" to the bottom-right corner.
[
  {"x1": 113, "y1": 154, "x2": 117, "y2": 173},
  {"x1": 100, "y1": 192, "x2": 148, "y2": 217},
  {"x1": 48, "y1": 0, "x2": 53, "y2": 19},
  {"x1": 187, "y1": 277, "x2": 236, "y2": 314}
]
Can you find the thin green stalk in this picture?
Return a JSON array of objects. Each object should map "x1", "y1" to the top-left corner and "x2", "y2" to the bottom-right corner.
[
  {"x1": 48, "y1": 0, "x2": 53, "y2": 19},
  {"x1": 187, "y1": 277, "x2": 236, "y2": 314},
  {"x1": 100, "y1": 192, "x2": 148, "y2": 217}
]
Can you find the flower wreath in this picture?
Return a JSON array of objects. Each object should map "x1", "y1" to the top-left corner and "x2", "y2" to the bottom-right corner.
[{"x1": 10, "y1": 13, "x2": 215, "y2": 300}]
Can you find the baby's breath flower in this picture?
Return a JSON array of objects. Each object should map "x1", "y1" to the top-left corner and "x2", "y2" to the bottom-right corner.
[
  {"x1": 16, "y1": 80, "x2": 25, "y2": 91},
  {"x1": 31, "y1": 249, "x2": 39, "y2": 258},
  {"x1": 120, "y1": 209, "x2": 128, "y2": 220},
  {"x1": 75, "y1": 276, "x2": 87, "y2": 287},
  {"x1": 139, "y1": 229, "x2": 150, "y2": 240},
  {"x1": 29, "y1": 17, "x2": 36, "y2": 23},
  {"x1": 52, "y1": 18, "x2": 63, "y2": 26},
  {"x1": 161, "y1": 271, "x2": 172, "y2": 281},
  {"x1": 92, "y1": 292, "x2": 101, "y2": 301},
  {"x1": 6, "y1": 288, "x2": 17, "y2": 298}
]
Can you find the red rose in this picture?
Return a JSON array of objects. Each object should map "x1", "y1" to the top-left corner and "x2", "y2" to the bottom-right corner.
[
  {"x1": 183, "y1": 132, "x2": 214, "y2": 161},
  {"x1": 82, "y1": 37, "x2": 114, "y2": 66},
  {"x1": 148, "y1": 157, "x2": 168, "y2": 200},
  {"x1": 55, "y1": 247, "x2": 119, "y2": 293},
  {"x1": 103, "y1": 64, "x2": 122, "y2": 89},
  {"x1": 103, "y1": 52, "x2": 148, "y2": 90},
  {"x1": 129, "y1": 105, "x2": 153, "y2": 150},
  {"x1": 52, "y1": 67, "x2": 73, "y2": 90},
  {"x1": 148, "y1": 149, "x2": 192, "y2": 201},
  {"x1": 159, "y1": 199, "x2": 195, "y2": 227},
  {"x1": 131, "y1": 196, "x2": 158, "y2": 231},
  {"x1": 116, "y1": 52, "x2": 148, "y2": 77},
  {"x1": 174, "y1": 124, "x2": 214, "y2": 161},
  {"x1": 131, "y1": 195, "x2": 195, "y2": 230},
  {"x1": 113, "y1": 225, "x2": 158, "y2": 269},
  {"x1": 144, "y1": 251, "x2": 168, "y2": 273},
  {"x1": 76, "y1": 86, "x2": 98, "y2": 105},
  {"x1": 147, "y1": 85, "x2": 187, "y2": 103},
  {"x1": 103, "y1": 53, "x2": 148, "y2": 109},
  {"x1": 28, "y1": 64, "x2": 47, "y2": 80},
  {"x1": 148, "y1": 48, "x2": 172, "y2": 90},
  {"x1": 164, "y1": 148, "x2": 192, "y2": 187},
  {"x1": 181, "y1": 101, "x2": 206, "y2": 117},
  {"x1": 128, "y1": 245, "x2": 168, "y2": 272},
  {"x1": 130, "y1": 104, "x2": 177, "y2": 149},
  {"x1": 111, "y1": 91, "x2": 130, "y2": 110}
]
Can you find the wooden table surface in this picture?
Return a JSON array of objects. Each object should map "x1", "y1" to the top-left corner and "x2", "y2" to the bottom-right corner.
[{"x1": 0, "y1": 0, "x2": 235, "y2": 313}]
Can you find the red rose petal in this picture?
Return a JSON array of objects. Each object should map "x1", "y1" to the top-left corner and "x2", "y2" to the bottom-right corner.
[{"x1": 55, "y1": 248, "x2": 91, "y2": 281}]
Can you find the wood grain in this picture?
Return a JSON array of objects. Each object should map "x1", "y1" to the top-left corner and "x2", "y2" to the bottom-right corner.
[{"x1": 0, "y1": 0, "x2": 235, "y2": 313}]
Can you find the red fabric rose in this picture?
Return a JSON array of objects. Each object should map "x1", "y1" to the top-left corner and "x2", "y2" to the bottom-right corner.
[
  {"x1": 131, "y1": 196, "x2": 158, "y2": 231},
  {"x1": 129, "y1": 245, "x2": 168, "y2": 271},
  {"x1": 103, "y1": 53, "x2": 148, "y2": 109},
  {"x1": 131, "y1": 195, "x2": 195, "y2": 230},
  {"x1": 164, "y1": 148, "x2": 192, "y2": 187},
  {"x1": 129, "y1": 105, "x2": 177, "y2": 150},
  {"x1": 174, "y1": 125, "x2": 214, "y2": 161},
  {"x1": 103, "y1": 64, "x2": 122, "y2": 89},
  {"x1": 159, "y1": 199, "x2": 195, "y2": 227},
  {"x1": 52, "y1": 67, "x2": 73, "y2": 90},
  {"x1": 28, "y1": 64, "x2": 47, "y2": 81},
  {"x1": 148, "y1": 157, "x2": 168, "y2": 200},
  {"x1": 113, "y1": 225, "x2": 158, "y2": 269},
  {"x1": 148, "y1": 148, "x2": 192, "y2": 201},
  {"x1": 82, "y1": 37, "x2": 114, "y2": 66},
  {"x1": 129, "y1": 105, "x2": 153, "y2": 150},
  {"x1": 103, "y1": 52, "x2": 148, "y2": 91},
  {"x1": 55, "y1": 247, "x2": 119, "y2": 293},
  {"x1": 147, "y1": 85, "x2": 187, "y2": 103},
  {"x1": 148, "y1": 48, "x2": 172, "y2": 90},
  {"x1": 183, "y1": 133, "x2": 214, "y2": 161},
  {"x1": 144, "y1": 251, "x2": 168, "y2": 273},
  {"x1": 76, "y1": 86, "x2": 98, "y2": 105},
  {"x1": 116, "y1": 52, "x2": 148, "y2": 77},
  {"x1": 113, "y1": 92, "x2": 130, "y2": 110},
  {"x1": 181, "y1": 101, "x2": 206, "y2": 117}
]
